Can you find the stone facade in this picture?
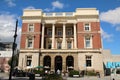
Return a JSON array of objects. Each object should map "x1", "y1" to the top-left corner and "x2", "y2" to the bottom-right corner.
[{"x1": 19, "y1": 8, "x2": 104, "y2": 76}]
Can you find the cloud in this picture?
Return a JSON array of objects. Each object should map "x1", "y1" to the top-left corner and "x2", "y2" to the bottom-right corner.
[
  {"x1": 5, "y1": 0, "x2": 16, "y2": 7},
  {"x1": 52, "y1": 1, "x2": 64, "y2": 9},
  {"x1": 100, "y1": 7, "x2": 120, "y2": 31},
  {"x1": 101, "y1": 28, "x2": 113, "y2": 42},
  {"x1": 100, "y1": 7, "x2": 120, "y2": 24},
  {"x1": 24, "y1": 6, "x2": 36, "y2": 10},
  {"x1": 44, "y1": 1, "x2": 64, "y2": 12},
  {"x1": 0, "y1": 12, "x2": 21, "y2": 48},
  {"x1": 116, "y1": 26, "x2": 120, "y2": 31}
]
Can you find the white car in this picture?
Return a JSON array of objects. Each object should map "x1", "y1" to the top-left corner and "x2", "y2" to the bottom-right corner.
[{"x1": 111, "y1": 68, "x2": 120, "y2": 80}]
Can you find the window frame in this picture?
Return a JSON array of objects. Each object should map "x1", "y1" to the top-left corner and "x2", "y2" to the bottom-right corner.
[
  {"x1": 84, "y1": 36, "x2": 92, "y2": 48},
  {"x1": 67, "y1": 41, "x2": 72, "y2": 49},
  {"x1": 86, "y1": 56, "x2": 92, "y2": 67},
  {"x1": 26, "y1": 55, "x2": 32, "y2": 66},
  {"x1": 57, "y1": 28, "x2": 62, "y2": 36},
  {"x1": 57, "y1": 41, "x2": 62, "y2": 49},
  {"x1": 84, "y1": 23, "x2": 91, "y2": 31},
  {"x1": 28, "y1": 24, "x2": 34, "y2": 32},
  {"x1": 47, "y1": 28, "x2": 52, "y2": 36},
  {"x1": 26, "y1": 37, "x2": 34, "y2": 48},
  {"x1": 66, "y1": 28, "x2": 72, "y2": 35}
]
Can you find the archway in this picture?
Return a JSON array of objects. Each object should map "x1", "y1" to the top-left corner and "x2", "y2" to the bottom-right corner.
[
  {"x1": 66, "y1": 56, "x2": 74, "y2": 71},
  {"x1": 55, "y1": 56, "x2": 62, "y2": 72},
  {"x1": 43, "y1": 56, "x2": 51, "y2": 70}
]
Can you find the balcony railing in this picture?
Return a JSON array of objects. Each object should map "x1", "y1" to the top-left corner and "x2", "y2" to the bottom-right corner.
[
  {"x1": 44, "y1": 34, "x2": 52, "y2": 37},
  {"x1": 44, "y1": 12, "x2": 74, "y2": 17}
]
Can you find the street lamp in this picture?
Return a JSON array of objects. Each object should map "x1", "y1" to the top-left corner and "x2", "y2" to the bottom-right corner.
[{"x1": 9, "y1": 19, "x2": 18, "y2": 80}]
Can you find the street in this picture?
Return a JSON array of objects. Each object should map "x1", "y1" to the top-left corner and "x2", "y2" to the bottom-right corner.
[{"x1": 0, "y1": 72, "x2": 113, "y2": 80}]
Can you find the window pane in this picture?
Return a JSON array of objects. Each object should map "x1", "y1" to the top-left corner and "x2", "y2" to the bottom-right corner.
[
  {"x1": 47, "y1": 28, "x2": 52, "y2": 36},
  {"x1": 26, "y1": 56, "x2": 32, "y2": 66},
  {"x1": 28, "y1": 39, "x2": 33, "y2": 48},
  {"x1": 85, "y1": 24, "x2": 90, "y2": 31},
  {"x1": 57, "y1": 28, "x2": 62, "y2": 36},
  {"x1": 57, "y1": 42, "x2": 61, "y2": 49},
  {"x1": 29, "y1": 24, "x2": 34, "y2": 32},
  {"x1": 48, "y1": 43, "x2": 51, "y2": 49},
  {"x1": 86, "y1": 60, "x2": 91, "y2": 67},
  {"x1": 67, "y1": 41, "x2": 71, "y2": 49},
  {"x1": 85, "y1": 37, "x2": 90, "y2": 48}
]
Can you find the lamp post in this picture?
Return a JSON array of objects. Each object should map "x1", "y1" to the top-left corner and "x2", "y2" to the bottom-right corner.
[{"x1": 9, "y1": 20, "x2": 18, "y2": 80}]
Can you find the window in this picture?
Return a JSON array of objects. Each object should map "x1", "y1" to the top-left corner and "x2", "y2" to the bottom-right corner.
[
  {"x1": 28, "y1": 24, "x2": 34, "y2": 32},
  {"x1": 67, "y1": 41, "x2": 71, "y2": 49},
  {"x1": 48, "y1": 41, "x2": 51, "y2": 49},
  {"x1": 27, "y1": 38, "x2": 33, "y2": 48},
  {"x1": 57, "y1": 41, "x2": 62, "y2": 49},
  {"x1": 85, "y1": 37, "x2": 91, "y2": 48},
  {"x1": 67, "y1": 28, "x2": 72, "y2": 35},
  {"x1": 86, "y1": 56, "x2": 92, "y2": 67},
  {"x1": 84, "y1": 23, "x2": 90, "y2": 31},
  {"x1": 26, "y1": 56, "x2": 32, "y2": 66},
  {"x1": 57, "y1": 28, "x2": 62, "y2": 36},
  {"x1": 47, "y1": 28, "x2": 52, "y2": 36}
]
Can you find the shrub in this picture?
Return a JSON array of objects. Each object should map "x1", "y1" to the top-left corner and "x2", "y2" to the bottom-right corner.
[
  {"x1": 86, "y1": 70, "x2": 96, "y2": 76},
  {"x1": 45, "y1": 74, "x2": 62, "y2": 80},
  {"x1": 33, "y1": 70, "x2": 44, "y2": 75},
  {"x1": 69, "y1": 70, "x2": 79, "y2": 77}
]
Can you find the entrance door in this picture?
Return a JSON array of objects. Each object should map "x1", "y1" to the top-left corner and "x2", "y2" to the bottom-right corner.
[
  {"x1": 55, "y1": 56, "x2": 62, "y2": 72},
  {"x1": 66, "y1": 56, "x2": 74, "y2": 71}
]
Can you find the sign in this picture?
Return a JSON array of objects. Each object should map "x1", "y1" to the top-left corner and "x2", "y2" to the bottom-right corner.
[{"x1": 106, "y1": 62, "x2": 120, "y2": 68}]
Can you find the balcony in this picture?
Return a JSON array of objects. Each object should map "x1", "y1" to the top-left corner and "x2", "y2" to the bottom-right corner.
[
  {"x1": 66, "y1": 35, "x2": 74, "y2": 38},
  {"x1": 44, "y1": 34, "x2": 52, "y2": 38},
  {"x1": 44, "y1": 12, "x2": 74, "y2": 17},
  {"x1": 55, "y1": 35, "x2": 63, "y2": 38}
]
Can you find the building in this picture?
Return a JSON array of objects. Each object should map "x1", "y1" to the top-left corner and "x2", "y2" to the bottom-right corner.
[
  {"x1": 0, "y1": 42, "x2": 13, "y2": 72},
  {"x1": 19, "y1": 8, "x2": 104, "y2": 75}
]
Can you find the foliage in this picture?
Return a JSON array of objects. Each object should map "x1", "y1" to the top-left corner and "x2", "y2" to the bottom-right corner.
[
  {"x1": 45, "y1": 74, "x2": 62, "y2": 80},
  {"x1": 69, "y1": 70, "x2": 79, "y2": 77},
  {"x1": 86, "y1": 70, "x2": 97, "y2": 76},
  {"x1": 8, "y1": 54, "x2": 18, "y2": 68},
  {"x1": 33, "y1": 69, "x2": 44, "y2": 74}
]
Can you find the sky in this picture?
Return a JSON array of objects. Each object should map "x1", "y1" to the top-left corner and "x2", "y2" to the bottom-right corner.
[{"x1": 0, "y1": 0, "x2": 120, "y2": 55}]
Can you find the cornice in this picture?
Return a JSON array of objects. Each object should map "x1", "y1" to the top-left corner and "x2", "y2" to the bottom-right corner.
[
  {"x1": 75, "y1": 15, "x2": 99, "y2": 19},
  {"x1": 22, "y1": 16, "x2": 42, "y2": 20},
  {"x1": 20, "y1": 49, "x2": 102, "y2": 54},
  {"x1": 22, "y1": 32, "x2": 41, "y2": 35}
]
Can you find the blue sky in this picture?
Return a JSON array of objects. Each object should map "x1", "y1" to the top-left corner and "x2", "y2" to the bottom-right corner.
[{"x1": 0, "y1": 0, "x2": 120, "y2": 54}]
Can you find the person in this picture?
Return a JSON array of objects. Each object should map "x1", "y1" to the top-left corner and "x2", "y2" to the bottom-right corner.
[
  {"x1": 57, "y1": 69, "x2": 60, "y2": 75},
  {"x1": 96, "y1": 72, "x2": 100, "y2": 78}
]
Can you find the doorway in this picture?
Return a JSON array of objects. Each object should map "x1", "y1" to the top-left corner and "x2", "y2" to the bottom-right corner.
[{"x1": 55, "y1": 56, "x2": 62, "y2": 72}]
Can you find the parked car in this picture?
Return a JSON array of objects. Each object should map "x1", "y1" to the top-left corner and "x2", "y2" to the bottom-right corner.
[
  {"x1": 111, "y1": 68, "x2": 120, "y2": 80},
  {"x1": 12, "y1": 69, "x2": 27, "y2": 77}
]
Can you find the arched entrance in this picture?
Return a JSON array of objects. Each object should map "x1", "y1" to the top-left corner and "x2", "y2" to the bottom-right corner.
[
  {"x1": 66, "y1": 56, "x2": 74, "y2": 71},
  {"x1": 55, "y1": 56, "x2": 62, "y2": 72},
  {"x1": 43, "y1": 56, "x2": 51, "y2": 70}
]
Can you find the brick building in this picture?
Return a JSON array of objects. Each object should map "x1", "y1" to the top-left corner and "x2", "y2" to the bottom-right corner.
[{"x1": 19, "y1": 8, "x2": 104, "y2": 75}]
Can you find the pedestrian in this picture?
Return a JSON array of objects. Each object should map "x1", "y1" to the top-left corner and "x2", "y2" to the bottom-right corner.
[{"x1": 57, "y1": 69, "x2": 60, "y2": 75}]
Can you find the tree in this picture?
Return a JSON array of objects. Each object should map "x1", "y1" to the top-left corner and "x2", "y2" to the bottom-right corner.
[{"x1": 8, "y1": 54, "x2": 18, "y2": 68}]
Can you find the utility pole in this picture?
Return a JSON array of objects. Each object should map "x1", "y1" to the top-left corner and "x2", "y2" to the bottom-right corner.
[{"x1": 9, "y1": 19, "x2": 18, "y2": 80}]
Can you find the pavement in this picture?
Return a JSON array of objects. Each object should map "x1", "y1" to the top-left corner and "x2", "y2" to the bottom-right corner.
[{"x1": 0, "y1": 72, "x2": 113, "y2": 80}]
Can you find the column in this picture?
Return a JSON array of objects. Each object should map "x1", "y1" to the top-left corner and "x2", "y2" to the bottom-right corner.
[
  {"x1": 74, "y1": 23, "x2": 77, "y2": 49},
  {"x1": 51, "y1": 56, "x2": 54, "y2": 71},
  {"x1": 62, "y1": 23, "x2": 66, "y2": 49},
  {"x1": 41, "y1": 23, "x2": 45, "y2": 49},
  {"x1": 52, "y1": 24, "x2": 55, "y2": 49},
  {"x1": 62, "y1": 57, "x2": 66, "y2": 72}
]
